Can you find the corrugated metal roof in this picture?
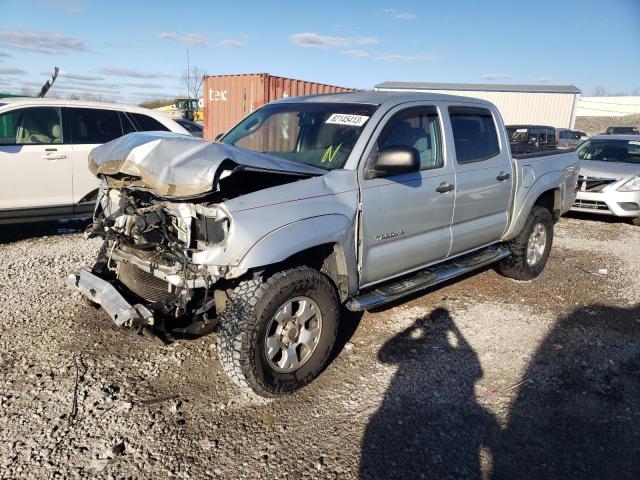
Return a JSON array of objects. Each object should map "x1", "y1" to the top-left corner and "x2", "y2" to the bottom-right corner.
[{"x1": 375, "y1": 81, "x2": 581, "y2": 94}]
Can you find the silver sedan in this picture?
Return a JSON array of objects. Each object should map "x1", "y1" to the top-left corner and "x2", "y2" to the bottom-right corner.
[{"x1": 571, "y1": 135, "x2": 640, "y2": 225}]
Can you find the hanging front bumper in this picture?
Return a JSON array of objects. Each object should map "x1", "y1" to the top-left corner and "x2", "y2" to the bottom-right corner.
[{"x1": 66, "y1": 268, "x2": 154, "y2": 328}]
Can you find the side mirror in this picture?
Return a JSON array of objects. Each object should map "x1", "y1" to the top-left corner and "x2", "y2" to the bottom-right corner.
[
  {"x1": 366, "y1": 147, "x2": 420, "y2": 179},
  {"x1": 214, "y1": 132, "x2": 224, "y2": 141}
]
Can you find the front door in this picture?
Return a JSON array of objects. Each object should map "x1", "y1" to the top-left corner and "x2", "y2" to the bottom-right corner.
[
  {"x1": 0, "y1": 106, "x2": 72, "y2": 212},
  {"x1": 359, "y1": 105, "x2": 455, "y2": 287},
  {"x1": 447, "y1": 106, "x2": 512, "y2": 255}
]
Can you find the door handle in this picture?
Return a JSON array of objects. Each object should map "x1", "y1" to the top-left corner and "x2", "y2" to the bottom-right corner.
[
  {"x1": 436, "y1": 182, "x2": 455, "y2": 193},
  {"x1": 43, "y1": 154, "x2": 67, "y2": 160},
  {"x1": 496, "y1": 171, "x2": 511, "y2": 181}
]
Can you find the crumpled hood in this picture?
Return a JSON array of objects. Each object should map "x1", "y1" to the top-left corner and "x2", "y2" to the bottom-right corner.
[
  {"x1": 89, "y1": 131, "x2": 325, "y2": 197},
  {"x1": 578, "y1": 159, "x2": 640, "y2": 180}
]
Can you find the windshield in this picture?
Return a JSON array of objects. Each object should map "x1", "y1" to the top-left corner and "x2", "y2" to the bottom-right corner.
[
  {"x1": 506, "y1": 127, "x2": 529, "y2": 143},
  {"x1": 220, "y1": 103, "x2": 378, "y2": 170},
  {"x1": 577, "y1": 139, "x2": 640, "y2": 164}
]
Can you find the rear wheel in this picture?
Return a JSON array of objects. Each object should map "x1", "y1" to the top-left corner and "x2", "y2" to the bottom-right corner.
[
  {"x1": 496, "y1": 206, "x2": 554, "y2": 280},
  {"x1": 216, "y1": 267, "x2": 340, "y2": 398}
]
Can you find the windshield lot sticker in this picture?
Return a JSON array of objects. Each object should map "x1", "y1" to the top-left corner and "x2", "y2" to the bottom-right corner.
[{"x1": 326, "y1": 114, "x2": 369, "y2": 127}]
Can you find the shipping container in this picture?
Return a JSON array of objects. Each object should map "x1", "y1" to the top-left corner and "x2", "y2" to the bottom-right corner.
[{"x1": 203, "y1": 73, "x2": 355, "y2": 140}]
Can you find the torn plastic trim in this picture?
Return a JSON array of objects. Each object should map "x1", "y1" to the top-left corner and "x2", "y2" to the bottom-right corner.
[{"x1": 66, "y1": 269, "x2": 154, "y2": 327}]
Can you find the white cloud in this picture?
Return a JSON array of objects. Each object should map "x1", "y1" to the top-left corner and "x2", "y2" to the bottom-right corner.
[
  {"x1": 289, "y1": 32, "x2": 378, "y2": 48},
  {"x1": 376, "y1": 52, "x2": 438, "y2": 62},
  {"x1": 529, "y1": 76, "x2": 553, "y2": 83},
  {"x1": 98, "y1": 68, "x2": 175, "y2": 79},
  {"x1": 384, "y1": 8, "x2": 417, "y2": 20},
  {"x1": 481, "y1": 73, "x2": 511, "y2": 80},
  {"x1": 0, "y1": 52, "x2": 10, "y2": 58},
  {"x1": 122, "y1": 82, "x2": 168, "y2": 89},
  {"x1": 0, "y1": 67, "x2": 27, "y2": 75},
  {"x1": 159, "y1": 32, "x2": 209, "y2": 47},
  {"x1": 341, "y1": 49, "x2": 370, "y2": 57},
  {"x1": 221, "y1": 39, "x2": 244, "y2": 49},
  {"x1": 58, "y1": 71, "x2": 102, "y2": 81},
  {"x1": 0, "y1": 29, "x2": 86, "y2": 54},
  {"x1": 43, "y1": 0, "x2": 83, "y2": 14}
]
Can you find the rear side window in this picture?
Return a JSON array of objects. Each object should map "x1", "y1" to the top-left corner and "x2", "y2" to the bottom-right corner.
[
  {"x1": 129, "y1": 113, "x2": 169, "y2": 132},
  {"x1": 378, "y1": 107, "x2": 443, "y2": 170},
  {"x1": 449, "y1": 107, "x2": 499, "y2": 163},
  {"x1": 546, "y1": 127, "x2": 555, "y2": 145},
  {"x1": 67, "y1": 108, "x2": 123, "y2": 144},
  {"x1": 0, "y1": 107, "x2": 63, "y2": 145}
]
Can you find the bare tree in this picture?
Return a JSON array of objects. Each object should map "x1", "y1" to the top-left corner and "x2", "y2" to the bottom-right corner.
[
  {"x1": 20, "y1": 87, "x2": 35, "y2": 97},
  {"x1": 593, "y1": 85, "x2": 607, "y2": 96},
  {"x1": 181, "y1": 66, "x2": 206, "y2": 99}
]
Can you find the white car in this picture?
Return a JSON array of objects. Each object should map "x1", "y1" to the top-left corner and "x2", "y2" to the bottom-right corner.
[{"x1": 0, "y1": 98, "x2": 189, "y2": 224}]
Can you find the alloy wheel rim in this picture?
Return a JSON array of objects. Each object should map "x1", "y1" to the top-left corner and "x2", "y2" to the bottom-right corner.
[
  {"x1": 526, "y1": 223, "x2": 547, "y2": 266},
  {"x1": 264, "y1": 296, "x2": 323, "y2": 373}
]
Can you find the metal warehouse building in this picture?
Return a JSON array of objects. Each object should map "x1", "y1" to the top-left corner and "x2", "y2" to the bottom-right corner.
[{"x1": 375, "y1": 82, "x2": 582, "y2": 129}]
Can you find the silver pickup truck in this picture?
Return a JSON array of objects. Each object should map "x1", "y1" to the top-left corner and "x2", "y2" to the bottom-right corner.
[{"x1": 67, "y1": 92, "x2": 579, "y2": 398}]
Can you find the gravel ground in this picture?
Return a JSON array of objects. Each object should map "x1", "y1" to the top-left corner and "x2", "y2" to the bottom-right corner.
[{"x1": 1, "y1": 215, "x2": 639, "y2": 479}]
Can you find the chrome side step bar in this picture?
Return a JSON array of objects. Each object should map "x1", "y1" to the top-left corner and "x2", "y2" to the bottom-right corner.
[{"x1": 346, "y1": 245, "x2": 511, "y2": 311}]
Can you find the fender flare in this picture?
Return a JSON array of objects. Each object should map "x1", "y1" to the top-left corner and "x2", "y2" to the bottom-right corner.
[{"x1": 503, "y1": 170, "x2": 564, "y2": 241}]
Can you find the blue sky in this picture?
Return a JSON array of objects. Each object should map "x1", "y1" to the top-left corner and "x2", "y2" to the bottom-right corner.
[{"x1": 0, "y1": 0, "x2": 639, "y2": 104}]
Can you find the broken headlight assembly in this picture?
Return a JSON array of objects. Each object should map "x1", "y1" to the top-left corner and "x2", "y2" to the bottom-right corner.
[{"x1": 195, "y1": 214, "x2": 229, "y2": 247}]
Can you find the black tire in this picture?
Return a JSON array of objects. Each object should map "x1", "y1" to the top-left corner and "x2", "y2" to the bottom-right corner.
[
  {"x1": 631, "y1": 217, "x2": 640, "y2": 227},
  {"x1": 496, "y1": 206, "x2": 554, "y2": 280},
  {"x1": 216, "y1": 267, "x2": 340, "y2": 398}
]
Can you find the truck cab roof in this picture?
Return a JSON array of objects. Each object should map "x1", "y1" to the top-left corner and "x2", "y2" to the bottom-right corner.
[{"x1": 272, "y1": 90, "x2": 496, "y2": 109}]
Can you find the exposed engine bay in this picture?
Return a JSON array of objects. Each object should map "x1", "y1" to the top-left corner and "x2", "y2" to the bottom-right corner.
[{"x1": 81, "y1": 132, "x2": 322, "y2": 341}]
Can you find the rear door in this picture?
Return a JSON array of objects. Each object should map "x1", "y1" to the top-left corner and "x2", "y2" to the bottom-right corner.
[
  {"x1": 359, "y1": 104, "x2": 455, "y2": 286},
  {"x1": 447, "y1": 105, "x2": 512, "y2": 255},
  {"x1": 0, "y1": 106, "x2": 72, "y2": 213},
  {"x1": 66, "y1": 107, "x2": 124, "y2": 210}
]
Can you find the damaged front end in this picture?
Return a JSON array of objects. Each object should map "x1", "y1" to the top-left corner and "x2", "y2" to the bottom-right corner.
[
  {"x1": 67, "y1": 132, "x2": 323, "y2": 342},
  {"x1": 70, "y1": 185, "x2": 234, "y2": 341}
]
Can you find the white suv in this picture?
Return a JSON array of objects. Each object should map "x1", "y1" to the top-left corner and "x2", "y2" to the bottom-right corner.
[{"x1": 0, "y1": 98, "x2": 189, "y2": 224}]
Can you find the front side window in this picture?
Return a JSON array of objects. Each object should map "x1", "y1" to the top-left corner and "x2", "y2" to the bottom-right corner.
[
  {"x1": 0, "y1": 107, "x2": 63, "y2": 145},
  {"x1": 67, "y1": 108, "x2": 122, "y2": 144},
  {"x1": 449, "y1": 107, "x2": 499, "y2": 163},
  {"x1": 577, "y1": 139, "x2": 640, "y2": 164},
  {"x1": 378, "y1": 108, "x2": 443, "y2": 170},
  {"x1": 221, "y1": 103, "x2": 378, "y2": 170}
]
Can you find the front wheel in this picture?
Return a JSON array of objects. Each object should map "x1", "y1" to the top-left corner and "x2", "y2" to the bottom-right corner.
[
  {"x1": 496, "y1": 206, "x2": 554, "y2": 280},
  {"x1": 216, "y1": 267, "x2": 340, "y2": 398}
]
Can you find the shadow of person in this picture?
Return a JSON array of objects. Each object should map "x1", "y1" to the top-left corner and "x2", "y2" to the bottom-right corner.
[
  {"x1": 493, "y1": 304, "x2": 640, "y2": 480},
  {"x1": 359, "y1": 307, "x2": 500, "y2": 480}
]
